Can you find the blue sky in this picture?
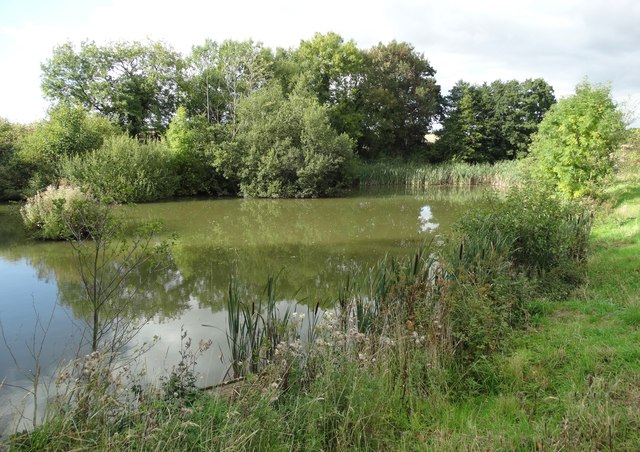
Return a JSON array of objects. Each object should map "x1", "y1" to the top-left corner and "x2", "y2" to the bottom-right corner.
[{"x1": 1, "y1": 0, "x2": 638, "y2": 125}]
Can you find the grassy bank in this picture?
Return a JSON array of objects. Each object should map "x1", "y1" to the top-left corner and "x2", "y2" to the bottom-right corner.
[
  {"x1": 355, "y1": 159, "x2": 522, "y2": 189},
  {"x1": 6, "y1": 144, "x2": 639, "y2": 450},
  {"x1": 413, "y1": 141, "x2": 640, "y2": 448}
]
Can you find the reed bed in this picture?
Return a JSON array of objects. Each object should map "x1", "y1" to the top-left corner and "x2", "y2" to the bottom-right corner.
[{"x1": 356, "y1": 160, "x2": 523, "y2": 189}]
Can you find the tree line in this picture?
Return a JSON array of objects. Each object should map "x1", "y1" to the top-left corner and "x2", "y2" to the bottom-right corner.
[{"x1": 0, "y1": 32, "x2": 623, "y2": 202}]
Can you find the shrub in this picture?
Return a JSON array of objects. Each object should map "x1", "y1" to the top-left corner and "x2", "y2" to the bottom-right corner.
[
  {"x1": 453, "y1": 187, "x2": 592, "y2": 289},
  {"x1": 528, "y1": 81, "x2": 627, "y2": 198},
  {"x1": 61, "y1": 134, "x2": 178, "y2": 203},
  {"x1": 431, "y1": 187, "x2": 591, "y2": 365},
  {"x1": 20, "y1": 182, "x2": 104, "y2": 240},
  {"x1": 216, "y1": 83, "x2": 354, "y2": 198},
  {"x1": 17, "y1": 105, "x2": 116, "y2": 191}
]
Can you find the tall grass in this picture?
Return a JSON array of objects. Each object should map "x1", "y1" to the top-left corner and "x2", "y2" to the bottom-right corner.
[{"x1": 356, "y1": 159, "x2": 523, "y2": 189}]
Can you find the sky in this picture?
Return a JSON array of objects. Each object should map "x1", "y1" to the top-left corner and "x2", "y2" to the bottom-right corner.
[{"x1": 1, "y1": 0, "x2": 638, "y2": 125}]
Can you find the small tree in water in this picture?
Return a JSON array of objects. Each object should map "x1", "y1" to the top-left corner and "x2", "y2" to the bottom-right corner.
[{"x1": 63, "y1": 202, "x2": 172, "y2": 354}]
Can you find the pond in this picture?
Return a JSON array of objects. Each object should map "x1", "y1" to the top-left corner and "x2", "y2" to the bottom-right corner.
[{"x1": 0, "y1": 187, "x2": 485, "y2": 433}]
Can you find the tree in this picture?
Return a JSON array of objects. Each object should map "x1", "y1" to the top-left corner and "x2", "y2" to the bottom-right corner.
[
  {"x1": 435, "y1": 81, "x2": 491, "y2": 163},
  {"x1": 528, "y1": 81, "x2": 627, "y2": 198},
  {"x1": 491, "y1": 78, "x2": 556, "y2": 159},
  {"x1": 216, "y1": 83, "x2": 354, "y2": 197},
  {"x1": 182, "y1": 40, "x2": 226, "y2": 124},
  {"x1": 182, "y1": 39, "x2": 273, "y2": 134},
  {"x1": 436, "y1": 79, "x2": 555, "y2": 163},
  {"x1": 17, "y1": 105, "x2": 116, "y2": 190},
  {"x1": 0, "y1": 118, "x2": 31, "y2": 200},
  {"x1": 292, "y1": 33, "x2": 365, "y2": 139},
  {"x1": 357, "y1": 41, "x2": 440, "y2": 159},
  {"x1": 166, "y1": 106, "x2": 228, "y2": 196},
  {"x1": 41, "y1": 40, "x2": 183, "y2": 137}
]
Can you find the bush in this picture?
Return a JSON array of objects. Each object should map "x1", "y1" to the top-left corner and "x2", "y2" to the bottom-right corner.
[
  {"x1": 528, "y1": 81, "x2": 627, "y2": 198},
  {"x1": 17, "y1": 105, "x2": 116, "y2": 191},
  {"x1": 453, "y1": 187, "x2": 592, "y2": 289},
  {"x1": 216, "y1": 83, "x2": 354, "y2": 198},
  {"x1": 431, "y1": 187, "x2": 591, "y2": 365},
  {"x1": 61, "y1": 134, "x2": 178, "y2": 203},
  {"x1": 20, "y1": 182, "x2": 105, "y2": 240}
]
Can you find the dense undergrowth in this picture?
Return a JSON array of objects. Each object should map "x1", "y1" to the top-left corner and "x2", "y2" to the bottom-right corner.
[{"x1": 6, "y1": 140, "x2": 639, "y2": 450}]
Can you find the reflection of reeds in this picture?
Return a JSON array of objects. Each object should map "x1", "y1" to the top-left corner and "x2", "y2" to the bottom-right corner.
[{"x1": 356, "y1": 160, "x2": 522, "y2": 189}]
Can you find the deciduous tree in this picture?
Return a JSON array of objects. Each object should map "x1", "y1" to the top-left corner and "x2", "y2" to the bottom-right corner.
[
  {"x1": 358, "y1": 41, "x2": 440, "y2": 159},
  {"x1": 293, "y1": 33, "x2": 365, "y2": 139},
  {"x1": 529, "y1": 81, "x2": 627, "y2": 197},
  {"x1": 41, "y1": 40, "x2": 183, "y2": 137},
  {"x1": 0, "y1": 118, "x2": 30, "y2": 199},
  {"x1": 183, "y1": 39, "x2": 273, "y2": 136}
]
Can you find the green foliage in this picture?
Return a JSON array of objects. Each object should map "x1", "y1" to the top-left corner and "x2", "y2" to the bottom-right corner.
[
  {"x1": 182, "y1": 39, "x2": 273, "y2": 130},
  {"x1": 20, "y1": 181, "x2": 105, "y2": 240},
  {"x1": 10, "y1": 138, "x2": 640, "y2": 452},
  {"x1": 358, "y1": 41, "x2": 441, "y2": 158},
  {"x1": 41, "y1": 40, "x2": 183, "y2": 137},
  {"x1": 528, "y1": 81, "x2": 627, "y2": 198},
  {"x1": 292, "y1": 32, "x2": 365, "y2": 140},
  {"x1": 61, "y1": 134, "x2": 177, "y2": 203},
  {"x1": 0, "y1": 118, "x2": 31, "y2": 199},
  {"x1": 294, "y1": 33, "x2": 364, "y2": 104},
  {"x1": 17, "y1": 105, "x2": 116, "y2": 191},
  {"x1": 217, "y1": 83, "x2": 354, "y2": 197},
  {"x1": 416, "y1": 187, "x2": 589, "y2": 364},
  {"x1": 437, "y1": 78, "x2": 555, "y2": 163},
  {"x1": 454, "y1": 187, "x2": 592, "y2": 284},
  {"x1": 166, "y1": 106, "x2": 228, "y2": 196}
]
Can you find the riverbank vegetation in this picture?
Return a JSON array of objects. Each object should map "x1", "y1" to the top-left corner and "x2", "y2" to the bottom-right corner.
[
  {"x1": 1, "y1": 33, "x2": 558, "y2": 203},
  {"x1": 8, "y1": 136, "x2": 638, "y2": 449},
  {"x1": 7, "y1": 134, "x2": 635, "y2": 450},
  {"x1": 355, "y1": 159, "x2": 522, "y2": 189}
]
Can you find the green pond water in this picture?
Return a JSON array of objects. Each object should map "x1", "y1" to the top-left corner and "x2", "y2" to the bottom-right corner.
[{"x1": 0, "y1": 187, "x2": 485, "y2": 432}]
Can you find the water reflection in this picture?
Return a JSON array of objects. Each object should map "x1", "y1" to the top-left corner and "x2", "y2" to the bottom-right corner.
[
  {"x1": 419, "y1": 205, "x2": 439, "y2": 232},
  {"x1": 0, "y1": 187, "x2": 486, "y2": 434}
]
